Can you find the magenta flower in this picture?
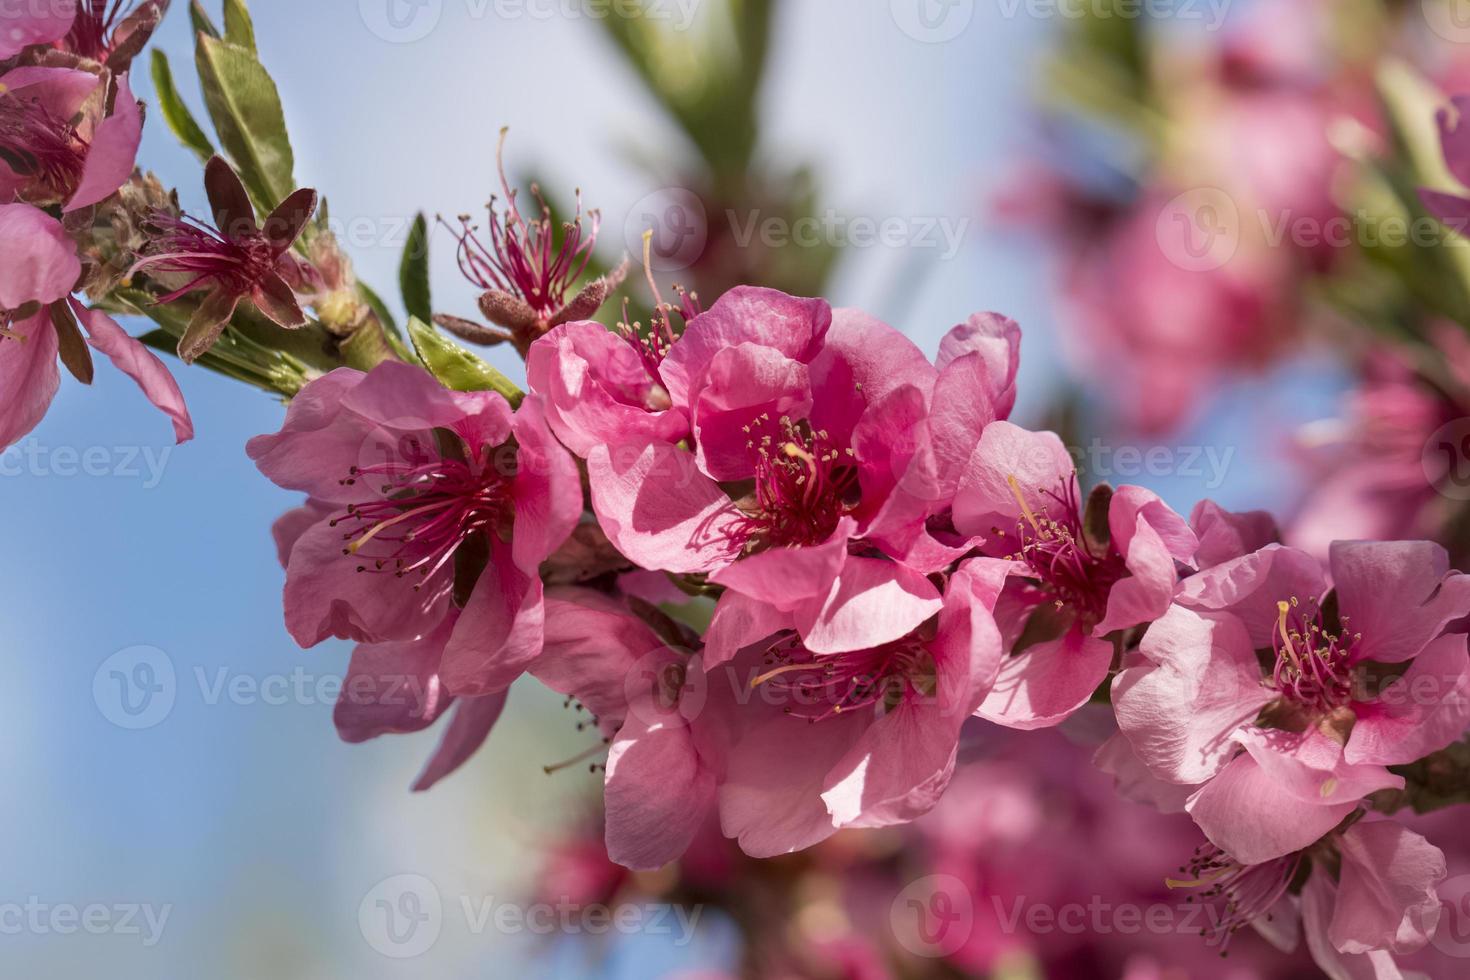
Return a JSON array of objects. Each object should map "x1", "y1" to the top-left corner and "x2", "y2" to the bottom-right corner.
[
  {"x1": 1115, "y1": 541, "x2": 1470, "y2": 864},
  {"x1": 0, "y1": 202, "x2": 192, "y2": 449},
  {"x1": 950, "y1": 421, "x2": 1198, "y2": 730},
  {"x1": 130, "y1": 157, "x2": 317, "y2": 362},
  {"x1": 1168, "y1": 819, "x2": 1445, "y2": 977},
  {"x1": 705, "y1": 559, "x2": 1007, "y2": 858},
  {"x1": 248, "y1": 362, "x2": 581, "y2": 698},
  {"x1": 0, "y1": 65, "x2": 143, "y2": 212},
  {"x1": 582, "y1": 287, "x2": 1020, "y2": 658}
]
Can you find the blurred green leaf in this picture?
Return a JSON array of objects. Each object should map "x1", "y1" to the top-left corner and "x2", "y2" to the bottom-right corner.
[
  {"x1": 400, "y1": 213, "x2": 433, "y2": 326},
  {"x1": 407, "y1": 317, "x2": 523, "y2": 404},
  {"x1": 221, "y1": 0, "x2": 257, "y2": 52},
  {"x1": 189, "y1": 0, "x2": 221, "y2": 38},
  {"x1": 150, "y1": 50, "x2": 216, "y2": 164}
]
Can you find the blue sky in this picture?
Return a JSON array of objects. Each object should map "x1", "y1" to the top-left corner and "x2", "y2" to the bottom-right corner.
[{"x1": 1, "y1": 1, "x2": 1342, "y2": 976}]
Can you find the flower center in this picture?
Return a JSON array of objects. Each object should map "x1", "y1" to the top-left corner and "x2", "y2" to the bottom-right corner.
[
  {"x1": 1167, "y1": 843, "x2": 1303, "y2": 952},
  {"x1": 994, "y1": 476, "x2": 1125, "y2": 626},
  {"x1": 748, "y1": 632, "x2": 935, "y2": 722},
  {"x1": 449, "y1": 129, "x2": 598, "y2": 319},
  {"x1": 0, "y1": 89, "x2": 88, "y2": 203},
  {"x1": 131, "y1": 213, "x2": 279, "y2": 303},
  {"x1": 1270, "y1": 598, "x2": 1358, "y2": 713},
  {"x1": 330, "y1": 431, "x2": 512, "y2": 589},
  {"x1": 725, "y1": 416, "x2": 859, "y2": 554}
]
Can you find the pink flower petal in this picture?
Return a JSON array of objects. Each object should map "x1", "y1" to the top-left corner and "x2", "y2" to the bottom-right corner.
[
  {"x1": 508, "y1": 396, "x2": 581, "y2": 574},
  {"x1": 1347, "y1": 633, "x2": 1470, "y2": 766},
  {"x1": 282, "y1": 513, "x2": 452, "y2": 646},
  {"x1": 439, "y1": 546, "x2": 544, "y2": 696},
  {"x1": 72, "y1": 300, "x2": 193, "y2": 443},
  {"x1": 0, "y1": 203, "x2": 81, "y2": 308},
  {"x1": 1185, "y1": 749, "x2": 1371, "y2": 865},
  {"x1": 0, "y1": 310, "x2": 59, "y2": 450},
  {"x1": 704, "y1": 591, "x2": 794, "y2": 671},
  {"x1": 1176, "y1": 543, "x2": 1327, "y2": 647},
  {"x1": 525, "y1": 321, "x2": 687, "y2": 456},
  {"x1": 1113, "y1": 606, "x2": 1273, "y2": 785},
  {"x1": 1330, "y1": 541, "x2": 1470, "y2": 665},
  {"x1": 710, "y1": 517, "x2": 854, "y2": 611},
  {"x1": 689, "y1": 343, "x2": 812, "y2": 481},
  {"x1": 1332, "y1": 821, "x2": 1446, "y2": 955},
  {"x1": 1191, "y1": 500, "x2": 1279, "y2": 569},
  {"x1": 0, "y1": 1, "x2": 77, "y2": 59},
  {"x1": 935, "y1": 311, "x2": 1021, "y2": 419},
  {"x1": 660, "y1": 286, "x2": 831, "y2": 409},
  {"x1": 791, "y1": 554, "x2": 944, "y2": 655},
  {"x1": 411, "y1": 693, "x2": 508, "y2": 791},
  {"x1": 605, "y1": 708, "x2": 716, "y2": 870},
  {"x1": 65, "y1": 73, "x2": 143, "y2": 212},
  {"x1": 953, "y1": 421, "x2": 1077, "y2": 538},
  {"x1": 975, "y1": 625, "x2": 1114, "y2": 730},
  {"x1": 588, "y1": 441, "x2": 743, "y2": 574},
  {"x1": 334, "y1": 616, "x2": 457, "y2": 743}
]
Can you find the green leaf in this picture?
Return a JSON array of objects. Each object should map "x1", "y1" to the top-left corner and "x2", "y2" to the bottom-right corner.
[
  {"x1": 222, "y1": 0, "x2": 257, "y2": 52},
  {"x1": 150, "y1": 50, "x2": 216, "y2": 163},
  {"x1": 194, "y1": 32, "x2": 294, "y2": 212},
  {"x1": 189, "y1": 0, "x2": 221, "y2": 38},
  {"x1": 407, "y1": 317, "x2": 524, "y2": 404},
  {"x1": 400, "y1": 213, "x2": 433, "y2": 326}
]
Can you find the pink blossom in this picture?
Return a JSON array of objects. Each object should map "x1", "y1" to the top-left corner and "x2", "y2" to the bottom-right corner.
[
  {"x1": 1168, "y1": 819, "x2": 1445, "y2": 976},
  {"x1": 708, "y1": 559, "x2": 1006, "y2": 858},
  {"x1": 951, "y1": 421, "x2": 1197, "y2": 729},
  {"x1": 1063, "y1": 191, "x2": 1298, "y2": 434},
  {"x1": 580, "y1": 286, "x2": 1020, "y2": 658},
  {"x1": 1115, "y1": 541, "x2": 1470, "y2": 863},
  {"x1": 0, "y1": 202, "x2": 192, "y2": 448},
  {"x1": 0, "y1": 65, "x2": 143, "y2": 212},
  {"x1": 247, "y1": 362, "x2": 581, "y2": 699}
]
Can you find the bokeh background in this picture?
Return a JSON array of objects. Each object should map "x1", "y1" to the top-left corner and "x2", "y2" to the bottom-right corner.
[{"x1": 1, "y1": 0, "x2": 1401, "y2": 976}]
